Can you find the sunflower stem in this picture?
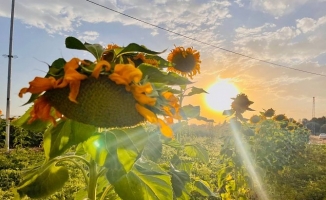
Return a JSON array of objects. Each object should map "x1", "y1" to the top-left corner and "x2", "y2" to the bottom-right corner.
[{"x1": 88, "y1": 159, "x2": 98, "y2": 200}]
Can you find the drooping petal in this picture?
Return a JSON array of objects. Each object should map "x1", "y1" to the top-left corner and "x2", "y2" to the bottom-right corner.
[
  {"x1": 68, "y1": 81, "x2": 81, "y2": 103},
  {"x1": 92, "y1": 60, "x2": 111, "y2": 78},
  {"x1": 157, "y1": 118, "x2": 174, "y2": 138},
  {"x1": 18, "y1": 77, "x2": 56, "y2": 98},
  {"x1": 28, "y1": 96, "x2": 56, "y2": 125},
  {"x1": 135, "y1": 103, "x2": 158, "y2": 123},
  {"x1": 54, "y1": 58, "x2": 88, "y2": 103}
]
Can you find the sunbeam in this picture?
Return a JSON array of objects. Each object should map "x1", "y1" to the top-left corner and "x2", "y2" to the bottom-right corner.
[{"x1": 230, "y1": 121, "x2": 269, "y2": 200}]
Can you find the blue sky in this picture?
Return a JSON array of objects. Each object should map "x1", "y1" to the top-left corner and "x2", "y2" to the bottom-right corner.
[{"x1": 0, "y1": 0, "x2": 326, "y2": 123}]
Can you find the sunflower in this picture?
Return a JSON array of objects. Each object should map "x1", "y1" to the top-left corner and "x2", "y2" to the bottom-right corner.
[
  {"x1": 231, "y1": 93, "x2": 254, "y2": 114},
  {"x1": 167, "y1": 46, "x2": 201, "y2": 79},
  {"x1": 18, "y1": 39, "x2": 184, "y2": 138}
]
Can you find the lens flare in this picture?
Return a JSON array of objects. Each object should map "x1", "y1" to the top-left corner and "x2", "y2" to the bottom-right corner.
[{"x1": 230, "y1": 121, "x2": 269, "y2": 200}]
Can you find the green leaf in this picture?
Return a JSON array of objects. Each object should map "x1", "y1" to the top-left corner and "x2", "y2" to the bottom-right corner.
[
  {"x1": 43, "y1": 119, "x2": 96, "y2": 160},
  {"x1": 170, "y1": 164, "x2": 191, "y2": 198},
  {"x1": 46, "y1": 58, "x2": 66, "y2": 77},
  {"x1": 138, "y1": 64, "x2": 192, "y2": 85},
  {"x1": 65, "y1": 36, "x2": 87, "y2": 51},
  {"x1": 15, "y1": 164, "x2": 69, "y2": 199},
  {"x1": 105, "y1": 126, "x2": 148, "y2": 184},
  {"x1": 111, "y1": 158, "x2": 173, "y2": 200},
  {"x1": 145, "y1": 54, "x2": 172, "y2": 68},
  {"x1": 186, "y1": 87, "x2": 207, "y2": 96},
  {"x1": 84, "y1": 134, "x2": 108, "y2": 166},
  {"x1": 43, "y1": 120, "x2": 71, "y2": 160},
  {"x1": 143, "y1": 132, "x2": 162, "y2": 162},
  {"x1": 171, "y1": 155, "x2": 193, "y2": 174},
  {"x1": 84, "y1": 43, "x2": 105, "y2": 60},
  {"x1": 163, "y1": 138, "x2": 183, "y2": 149},
  {"x1": 65, "y1": 36, "x2": 105, "y2": 60},
  {"x1": 184, "y1": 144, "x2": 209, "y2": 163},
  {"x1": 181, "y1": 105, "x2": 200, "y2": 119},
  {"x1": 193, "y1": 180, "x2": 216, "y2": 197},
  {"x1": 22, "y1": 93, "x2": 40, "y2": 106},
  {"x1": 116, "y1": 43, "x2": 165, "y2": 58},
  {"x1": 11, "y1": 106, "x2": 50, "y2": 132}
]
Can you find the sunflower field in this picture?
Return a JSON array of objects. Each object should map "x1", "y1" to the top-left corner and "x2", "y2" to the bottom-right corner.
[{"x1": 1, "y1": 36, "x2": 326, "y2": 200}]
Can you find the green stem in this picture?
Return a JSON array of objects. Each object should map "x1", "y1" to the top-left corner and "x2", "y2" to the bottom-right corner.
[
  {"x1": 99, "y1": 184, "x2": 114, "y2": 200},
  {"x1": 88, "y1": 159, "x2": 98, "y2": 200}
]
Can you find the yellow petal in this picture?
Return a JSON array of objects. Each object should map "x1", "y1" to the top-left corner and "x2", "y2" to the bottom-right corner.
[
  {"x1": 135, "y1": 103, "x2": 157, "y2": 123},
  {"x1": 157, "y1": 118, "x2": 174, "y2": 138},
  {"x1": 19, "y1": 77, "x2": 56, "y2": 97},
  {"x1": 68, "y1": 81, "x2": 81, "y2": 103},
  {"x1": 92, "y1": 60, "x2": 111, "y2": 78}
]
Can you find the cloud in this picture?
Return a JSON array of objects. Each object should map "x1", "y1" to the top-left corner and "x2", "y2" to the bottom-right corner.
[
  {"x1": 78, "y1": 31, "x2": 100, "y2": 41},
  {"x1": 296, "y1": 16, "x2": 326, "y2": 33},
  {"x1": 234, "y1": 0, "x2": 244, "y2": 7},
  {"x1": 250, "y1": 0, "x2": 316, "y2": 17},
  {"x1": 0, "y1": 0, "x2": 231, "y2": 44},
  {"x1": 231, "y1": 15, "x2": 326, "y2": 64}
]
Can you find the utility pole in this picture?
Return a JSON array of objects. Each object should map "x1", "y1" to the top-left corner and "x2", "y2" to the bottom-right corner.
[
  {"x1": 312, "y1": 97, "x2": 315, "y2": 135},
  {"x1": 4, "y1": 0, "x2": 16, "y2": 152}
]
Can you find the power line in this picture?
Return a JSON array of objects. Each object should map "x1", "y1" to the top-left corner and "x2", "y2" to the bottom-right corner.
[{"x1": 86, "y1": 0, "x2": 326, "y2": 78}]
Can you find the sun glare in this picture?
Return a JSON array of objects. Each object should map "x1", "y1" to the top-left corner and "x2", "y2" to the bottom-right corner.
[{"x1": 205, "y1": 79, "x2": 239, "y2": 112}]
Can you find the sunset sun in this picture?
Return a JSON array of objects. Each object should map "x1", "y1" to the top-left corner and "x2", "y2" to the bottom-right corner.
[{"x1": 205, "y1": 79, "x2": 239, "y2": 112}]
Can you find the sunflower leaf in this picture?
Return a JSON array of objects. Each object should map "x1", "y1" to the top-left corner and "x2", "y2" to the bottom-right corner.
[
  {"x1": 186, "y1": 87, "x2": 207, "y2": 96},
  {"x1": 109, "y1": 158, "x2": 173, "y2": 200},
  {"x1": 11, "y1": 106, "x2": 51, "y2": 132},
  {"x1": 180, "y1": 105, "x2": 200, "y2": 119},
  {"x1": 170, "y1": 164, "x2": 191, "y2": 198},
  {"x1": 105, "y1": 126, "x2": 149, "y2": 184},
  {"x1": 142, "y1": 132, "x2": 162, "y2": 162},
  {"x1": 84, "y1": 43, "x2": 105, "y2": 61},
  {"x1": 15, "y1": 164, "x2": 69, "y2": 199},
  {"x1": 65, "y1": 36, "x2": 87, "y2": 51},
  {"x1": 43, "y1": 119, "x2": 97, "y2": 160},
  {"x1": 193, "y1": 180, "x2": 217, "y2": 197},
  {"x1": 139, "y1": 64, "x2": 192, "y2": 85},
  {"x1": 184, "y1": 143, "x2": 209, "y2": 164},
  {"x1": 22, "y1": 93, "x2": 41, "y2": 106},
  {"x1": 116, "y1": 43, "x2": 165, "y2": 57}
]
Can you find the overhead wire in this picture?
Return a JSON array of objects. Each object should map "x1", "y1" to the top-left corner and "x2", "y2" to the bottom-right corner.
[{"x1": 86, "y1": 0, "x2": 326, "y2": 77}]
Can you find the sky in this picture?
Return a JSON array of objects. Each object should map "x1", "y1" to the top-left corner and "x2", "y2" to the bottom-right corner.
[{"x1": 0, "y1": 0, "x2": 326, "y2": 124}]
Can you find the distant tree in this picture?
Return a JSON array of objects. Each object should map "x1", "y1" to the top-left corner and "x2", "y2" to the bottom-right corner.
[
  {"x1": 306, "y1": 122, "x2": 321, "y2": 135},
  {"x1": 320, "y1": 124, "x2": 326, "y2": 133},
  {"x1": 302, "y1": 118, "x2": 308, "y2": 126}
]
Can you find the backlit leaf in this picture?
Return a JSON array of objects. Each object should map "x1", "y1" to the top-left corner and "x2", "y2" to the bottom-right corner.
[
  {"x1": 143, "y1": 132, "x2": 162, "y2": 162},
  {"x1": 181, "y1": 105, "x2": 200, "y2": 119},
  {"x1": 170, "y1": 164, "x2": 191, "y2": 198},
  {"x1": 11, "y1": 106, "x2": 50, "y2": 132},
  {"x1": 186, "y1": 87, "x2": 207, "y2": 96},
  {"x1": 105, "y1": 126, "x2": 148, "y2": 184},
  {"x1": 184, "y1": 144, "x2": 209, "y2": 164},
  {"x1": 193, "y1": 180, "x2": 217, "y2": 197},
  {"x1": 111, "y1": 158, "x2": 173, "y2": 200},
  {"x1": 15, "y1": 164, "x2": 69, "y2": 199},
  {"x1": 138, "y1": 64, "x2": 192, "y2": 85},
  {"x1": 116, "y1": 43, "x2": 165, "y2": 57}
]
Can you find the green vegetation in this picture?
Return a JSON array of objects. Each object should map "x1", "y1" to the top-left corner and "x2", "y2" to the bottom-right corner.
[{"x1": 2, "y1": 119, "x2": 326, "y2": 199}]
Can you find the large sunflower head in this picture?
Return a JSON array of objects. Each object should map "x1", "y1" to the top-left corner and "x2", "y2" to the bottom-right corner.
[
  {"x1": 17, "y1": 37, "x2": 205, "y2": 138},
  {"x1": 167, "y1": 46, "x2": 201, "y2": 79}
]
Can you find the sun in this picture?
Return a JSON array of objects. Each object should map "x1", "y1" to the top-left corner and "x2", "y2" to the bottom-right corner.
[{"x1": 205, "y1": 79, "x2": 239, "y2": 112}]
